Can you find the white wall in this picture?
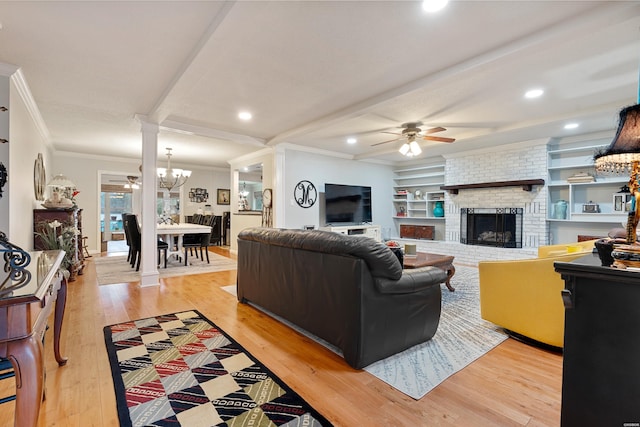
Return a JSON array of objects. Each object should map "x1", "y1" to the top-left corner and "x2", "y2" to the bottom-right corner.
[
  {"x1": 182, "y1": 168, "x2": 231, "y2": 217},
  {"x1": 7, "y1": 75, "x2": 51, "y2": 249},
  {"x1": 281, "y1": 148, "x2": 395, "y2": 232},
  {"x1": 0, "y1": 76, "x2": 9, "y2": 237}
]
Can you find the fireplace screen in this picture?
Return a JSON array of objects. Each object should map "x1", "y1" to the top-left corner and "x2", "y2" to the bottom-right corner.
[{"x1": 460, "y1": 208, "x2": 523, "y2": 248}]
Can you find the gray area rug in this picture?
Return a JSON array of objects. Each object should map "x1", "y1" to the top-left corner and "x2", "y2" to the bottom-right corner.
[
  {"x1": 94, "y1": 252, "x2": 237, "y2": 285},
  {"x1": 222, "y1": 265, "x2": 507, "y2": 400}
]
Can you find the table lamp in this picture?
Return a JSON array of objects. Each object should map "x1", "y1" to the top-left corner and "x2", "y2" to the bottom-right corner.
[{"x1": 594, "y1": 103, "x2": 640, "y2": 245}]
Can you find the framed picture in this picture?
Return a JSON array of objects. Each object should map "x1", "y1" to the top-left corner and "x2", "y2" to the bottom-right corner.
[
  {"x1": 217, "y1": 189, "x2": 230, "y2": 205},
  {"x1": 613, "y1": 193, "x2": 633, "y2": 212},
  {"x1": 189, "y1": 188, "x2": 209, "y2": 203}
]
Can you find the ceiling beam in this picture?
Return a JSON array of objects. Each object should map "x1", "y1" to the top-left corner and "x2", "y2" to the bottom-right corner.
[
  {"x1": 147, "y1": 1, "x2": 237, "y2": 125},
  {"x1": 160, "y1": 119, "x2": 265, "y2": 146},
  {"x1": 267, "y1": 2, "x2": 637, "y2": 147}
]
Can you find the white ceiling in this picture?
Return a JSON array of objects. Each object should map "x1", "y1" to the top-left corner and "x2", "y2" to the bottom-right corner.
[{"x1": 1, "y1": 1, "x2": 639, "y2": 168}]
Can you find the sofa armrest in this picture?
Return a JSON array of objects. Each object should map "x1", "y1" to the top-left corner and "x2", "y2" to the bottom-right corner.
[{"x1": 374, "y1": 266, "x2": 447, "y2": 294}]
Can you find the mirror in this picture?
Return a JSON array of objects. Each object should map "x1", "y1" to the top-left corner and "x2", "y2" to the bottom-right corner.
[{"x1": 238, "y1": 163, "x2": 262, "y2": 211}]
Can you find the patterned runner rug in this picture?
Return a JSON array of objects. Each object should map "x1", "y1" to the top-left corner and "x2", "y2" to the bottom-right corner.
[{"x1": 104, "y1": 310, "x2": 332, "y2": 427}]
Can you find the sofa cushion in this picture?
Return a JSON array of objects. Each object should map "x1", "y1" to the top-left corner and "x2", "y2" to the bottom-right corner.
[{"x1": 238, "y1": 227, "x2": 403, "y2": 280}]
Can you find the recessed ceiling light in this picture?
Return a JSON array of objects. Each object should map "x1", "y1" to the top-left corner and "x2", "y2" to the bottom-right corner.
[
  {"x1": 524, "y1": 89, "x2": 544, "y2": 99},
  {"x1": 347, "y1": 138, "x2": 357, "y2": 144},
  {"x1": 238, "y1": 111, "x2": 252, "y2": 121},
  {"x1": 422, "y1": 0, "x2": 449, "y2": 13},
  {"x1": 564, "y1": 123, "x2": 579, "y2": 130}
]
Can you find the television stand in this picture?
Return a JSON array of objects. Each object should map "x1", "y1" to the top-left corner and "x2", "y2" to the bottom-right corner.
[{"x1": 320, "y1": 224, "x2": 381, "y2": 242}]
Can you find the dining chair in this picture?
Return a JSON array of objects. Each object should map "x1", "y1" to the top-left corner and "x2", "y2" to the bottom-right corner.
[
  {"x1": 210, "y1": 215, "x2": 223, "y2": 246},
  {"x1": 122, "y1": 213, "x2": 133, "y2": 262},
  {"x1": 124, "y1": 214, "x2": 168, "y2": 271},
  {"x1": 182, "y1": 214, "x2": 213, "y2": 259},
  {"x1": 182, "y1": 230, "x2": 212, "y2": 265}
]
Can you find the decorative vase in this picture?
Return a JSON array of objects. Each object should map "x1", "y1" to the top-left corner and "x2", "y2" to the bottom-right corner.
[
  {"x1": 433, "y1": 201, "x2": 444, "y2": 217},
  {"x1": 553, "y1": 200, "x2": 568, "y2": 219}
]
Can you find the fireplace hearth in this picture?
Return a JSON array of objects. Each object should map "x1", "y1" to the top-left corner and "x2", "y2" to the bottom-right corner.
[{"x1": 460, "y1": 208, "x2": 523, "y2": 248}]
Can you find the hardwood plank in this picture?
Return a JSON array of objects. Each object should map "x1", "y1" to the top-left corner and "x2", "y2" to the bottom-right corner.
[{"x1": 0, "y1": 246, "x2": 562, "y2": 426}]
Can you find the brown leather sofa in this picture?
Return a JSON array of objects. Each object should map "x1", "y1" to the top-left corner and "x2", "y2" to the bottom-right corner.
[{"x1": 237, "y1": 227, "x2": 448, "y2": 369}]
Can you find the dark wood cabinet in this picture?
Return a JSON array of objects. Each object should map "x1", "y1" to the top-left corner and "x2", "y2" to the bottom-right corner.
[
  {"x1": 400, "y1": 224, "x2": 434, "y2": 240},
  {"x1": 555, "y1": 254, "x2": 640, "y2": 426},
  {"x1": 33, "y1": 208, "x2": 85, "y2": 276}
]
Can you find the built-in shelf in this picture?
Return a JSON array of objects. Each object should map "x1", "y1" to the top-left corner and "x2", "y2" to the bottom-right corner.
[{"x1": 440, "y1": 179, "x2": 545, "y2": 194}]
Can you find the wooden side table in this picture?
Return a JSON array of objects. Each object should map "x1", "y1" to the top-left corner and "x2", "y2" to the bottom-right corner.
[
  {"x1": 0, "y1": 250, "x2": 68, "y2": 427},
  {"x1": 404, "y1": 252, "x2": 456, "y2": 292}
]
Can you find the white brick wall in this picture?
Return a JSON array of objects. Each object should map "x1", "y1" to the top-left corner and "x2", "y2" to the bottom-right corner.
[{"x1": 412, "y1": 143, "x2": 548, "y2": 265}]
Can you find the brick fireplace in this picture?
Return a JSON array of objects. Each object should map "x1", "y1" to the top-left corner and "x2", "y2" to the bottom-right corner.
[
  {"x1": 399, "y1": 141, "x2": 548, "y2": 266},
  {"x1": 460, "y1": 207, "x2": 523, "y2": 248}
]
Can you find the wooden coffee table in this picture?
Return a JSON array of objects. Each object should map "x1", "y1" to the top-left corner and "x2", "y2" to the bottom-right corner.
[{"x1": 404, "y1": 252, "x2": 456, "y2": 292}]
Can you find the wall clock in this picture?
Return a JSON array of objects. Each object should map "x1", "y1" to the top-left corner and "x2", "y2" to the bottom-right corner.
[
  {"x1": 262, "y1": 188, "x2": 273, "y2": 227},
  {"x1": 294, "y1": 180, "x2": 317, "y2": 208},
  {"x1": 263, "y1": 188, "x2": 272, "y2": 208},
  {"x1": 34, "y1": 153, "x2": 46, "y2": 201}
]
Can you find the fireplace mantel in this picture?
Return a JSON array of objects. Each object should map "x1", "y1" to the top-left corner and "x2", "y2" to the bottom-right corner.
[{"x1": 440, "y1": 179, "x2": 545, "y2": 195}]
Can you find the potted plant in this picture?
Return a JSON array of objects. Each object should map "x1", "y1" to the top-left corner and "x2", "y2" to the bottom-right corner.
[{"x1": 34, "y1": 219, "x2": 81, "y2": 280}]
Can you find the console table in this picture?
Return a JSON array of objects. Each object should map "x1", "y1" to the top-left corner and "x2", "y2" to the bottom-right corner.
[
  {"x1": 33, "y1": 208, "x2": 85, "y2": 276},
  {"x1": 320, "y1": 224, "x2": 381, "y2": 241},
  {"x1": 555, "y1": 253, "x2": 640, "y2": 426},
  {"x1": 0, "y1": 250, "x2": 67, "y2": 427}
]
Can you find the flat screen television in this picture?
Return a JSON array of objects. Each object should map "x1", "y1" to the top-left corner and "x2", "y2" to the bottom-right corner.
[{"x1": 324, "y1": 183, "x2": 372, "y2": 224}]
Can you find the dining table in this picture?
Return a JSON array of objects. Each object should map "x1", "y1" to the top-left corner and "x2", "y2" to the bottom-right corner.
[{"x1": 157, "y1": 223, "x2": 212, "y2": 262}]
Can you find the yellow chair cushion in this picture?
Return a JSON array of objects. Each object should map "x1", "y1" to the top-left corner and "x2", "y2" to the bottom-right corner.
[{"x1": 479, "y1": 240, "x2": 596, "y2": 348}]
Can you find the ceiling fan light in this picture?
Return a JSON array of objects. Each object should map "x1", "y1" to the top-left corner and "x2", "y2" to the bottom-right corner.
[
  {"x1": 399, "y1": 143, "x2": 410, "y2": 155},
  {"x1": 409, "y1": 140, "x2": 422, "y2": 155}
]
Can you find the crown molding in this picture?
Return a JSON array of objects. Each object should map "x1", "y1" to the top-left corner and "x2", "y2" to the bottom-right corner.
[
  {"x1": 0, "y1": 62, "x2": 19, "y2": 77},
  {"x1": 275, "y1": 142, "x2": 354, "y2": 160},
  {"x1": 10, "y1": 68, "x2": 51, "y2": 144}
]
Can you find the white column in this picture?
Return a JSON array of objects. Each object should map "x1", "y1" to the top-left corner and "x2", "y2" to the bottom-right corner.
[
  {"x1": 139, "y1": 120, "x2": 159, "y2": 287},
  {"x1": 273, "y1": 147, "x2": 285, "y2": 228}
]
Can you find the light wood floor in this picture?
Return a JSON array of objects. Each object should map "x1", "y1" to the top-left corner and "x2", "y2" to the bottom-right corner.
[{"x1": 0, "y1": 247, "x2": 563, "y2": 426}]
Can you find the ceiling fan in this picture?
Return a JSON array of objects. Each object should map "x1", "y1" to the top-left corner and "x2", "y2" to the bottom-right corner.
[{"x1": 372, "y1": 121, "x2": 455, "y2": 156}]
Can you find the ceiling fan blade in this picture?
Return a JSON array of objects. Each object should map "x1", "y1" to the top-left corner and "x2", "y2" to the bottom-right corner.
[
  {"x1": 381, "y1": 131, "x2": 402, "y2": 135},
  {"x1": 371, "y1": 137, "x2": 402, "y2": 147},
  {"x1": 423, "y1": 135, "x2": 455, "y2": 143},
  {"x1": 423, "y1": 126, "x2": 446, "y2": 135}
]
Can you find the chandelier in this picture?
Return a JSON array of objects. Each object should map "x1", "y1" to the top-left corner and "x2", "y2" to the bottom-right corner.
[
  {"x1": 240, "y1": 182, "x2": 249, "y2": 197},
  {"x1": 399, "y1": 135, "x2": 422, "y2": 157},
  {"x1": 157, "y1": 148, "x2": 191, "y2": 192}
]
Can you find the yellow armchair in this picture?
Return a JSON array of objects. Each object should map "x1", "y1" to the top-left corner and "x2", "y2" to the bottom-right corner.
[{"x1": 478, "y1": 240, "x2": 596, "y2": 348}]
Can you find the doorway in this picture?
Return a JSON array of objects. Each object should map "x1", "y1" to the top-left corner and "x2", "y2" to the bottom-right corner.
[{"x1": 100, "y1": 173, "x2": 137, "y2": 254}]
